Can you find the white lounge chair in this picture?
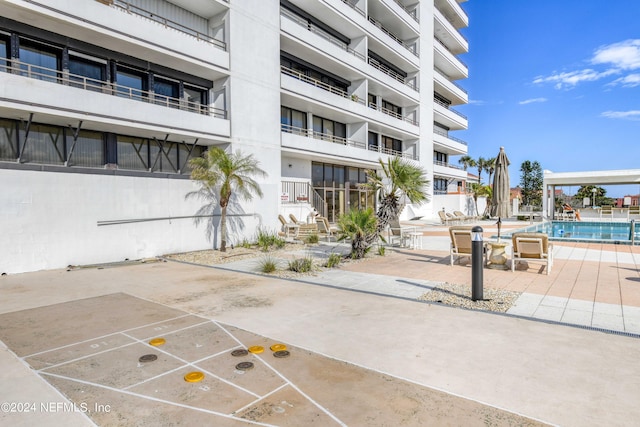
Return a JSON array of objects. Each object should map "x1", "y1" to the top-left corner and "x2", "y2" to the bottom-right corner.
[{"x1": 511, "y1": 232, "x2": 553, "y2": 275}]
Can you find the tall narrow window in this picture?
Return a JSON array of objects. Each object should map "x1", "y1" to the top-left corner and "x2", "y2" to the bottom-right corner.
[
  {"x1": 69, "y1": 53, "x2": 106, "y2": 91},
  {"x1": 68, "y1": 130, "x2": 104, "y2": 167},
  {"x1": 153, "y1": 77, "x2": 179, "y2": 108},
  {"x1": 117, "y1": 136, "x2": 148, "y2": 171},
  {"x1": 184, "y1": 85, "x2": 207, "y2": 113},
  {"x1": 21, "y1": 123, "x2": 65, "y2": 165},
  {"x1": 116, "y1": 67, "x2": 146, "y2": 100},
  {"x1": 0, "y1": 118, "x2": 17, "y2": 161}
]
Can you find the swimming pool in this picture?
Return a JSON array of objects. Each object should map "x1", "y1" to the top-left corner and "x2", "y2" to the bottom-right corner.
[{"x1": 506, "y1": 221, "x2": 640, "y2": 244}]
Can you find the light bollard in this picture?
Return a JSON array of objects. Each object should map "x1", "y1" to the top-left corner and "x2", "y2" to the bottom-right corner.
[{"x1": 471, "y1": 226, "x2": 483, "y2": 301}]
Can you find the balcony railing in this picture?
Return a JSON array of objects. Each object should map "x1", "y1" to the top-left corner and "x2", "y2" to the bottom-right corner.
[
  {"x1": 368, "y1": 102, "x2": 418, "y2": 126},
  {"x1": 281, "y1": 7, "x2": 365, "y2": 61},
  {"x1": 281, "y1": 66, "x2": 366, "y2": 106},
  {"x1": 111, "y1": 0, "x2": 227, "y2": 51},
  {"x1": 434, "y1": 67, "x2": 468, "y2": 95},
  {"x1": 434, "y1": 36, "x2": 468, "y2": 68},
  {"x1": 367, "y1": 16, "x2": 418, "y2": 57},
  {"x1": 434, "y1": 159, "x2": 463, "y2": 170},
  {"x1": 433, "y1": 97, "x2": 467, "y2": 120},
  {"x1": 367, "y1": 57, "x2": 418, "y2": 91},
  {"x1": 434, "y1": 127, "x2": 467, "y2": 145},
  {"x1": 281, "y1": 124, "x2": 366, "y2": 149},
  {"x1": 370, "y1": 144, "x2": 417, "y2": 160},
  {"x1": 340, "y1": 0, "x2": 366, "y2": 17},
  {"x1": 390, "y1": 0, "x2": 419, "y2": 22},
  {"x1": 1, "y1": 59, "x2": 226, "y2": 118}
]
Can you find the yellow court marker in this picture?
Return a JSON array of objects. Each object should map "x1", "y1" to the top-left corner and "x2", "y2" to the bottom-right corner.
[
  {"x1": 248, "y1": 345, "x2": 264, "y2": 354},
  {"x1": 270, "y1": 343, "x2": 287, "y2": 352},
  {"x1": 184, "y1": 371, "x2": 205, "y2": 383},
  {"x1": 149, "y1": 338, "x2": 166, "y2": 346}
]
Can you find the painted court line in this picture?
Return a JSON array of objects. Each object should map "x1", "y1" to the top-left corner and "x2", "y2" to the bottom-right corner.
[
  {"x1": 39, "y1": 371, "x2": 277, "y2": 427},
  {"x1": 215, "y1": 321, "x2": 349, "y2": 427},
  {"x1": 231, "y1": 383, "x2": 289, "y2": 416}
]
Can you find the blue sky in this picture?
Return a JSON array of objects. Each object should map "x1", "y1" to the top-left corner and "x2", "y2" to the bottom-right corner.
[{"x1": 457, "y1": 0, "x2": 640, "y2": 197}]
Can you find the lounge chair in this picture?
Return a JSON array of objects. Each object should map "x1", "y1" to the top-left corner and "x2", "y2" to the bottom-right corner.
[
  {"x1": 600, "y1": 206, "x2": 613, "y2": 220},
  {"x1": 278, "y1": 214, "x2": 299, "y2": 238},
  {"x1": 449, "y1": 225, "x2": 473, "y2": 265},
  {"x1": 453, "y1": 210, "x2": 473, "y2": 223},
  {"x1": 289, "y1": 213, "x2": 302, "y2": 224},
  {"x1": 438, "y1": 210, "x2": 455, "y2": 225},
  {"x1": 316, "y1": 216, "x2": 339, "y2": 241},
  {"x1": 388, "y1": 218, "x2": 411, "y2": 247},
  {"x1": 511, "y1": 232, "x2": 553, "y2": 275}
]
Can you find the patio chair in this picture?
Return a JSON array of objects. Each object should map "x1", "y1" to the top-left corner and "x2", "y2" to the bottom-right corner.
[
  {"x1": 511, "y1": 232, "x2": 553, "y2": 275},
  {"x1": 449, "y1": 225, "x2": 473, "y2": 265},
  {"x1": 316, "y1": 216, "x2": 339, "y2": 241},
  {"x1": 438, "y1": 210, "x2": 455, "y2": 225},
  {"x1": 600, "y1": 206, "x2": 613, "y2": 220},
  {"x1": 453, "y1": 210, "x2": 473, "y2": 223},
  {"x1": 289, "y1": 213, "x2": 302, "y2": 224},
  {"x1": 278, "y1": 214, "x2": 299, "y2": 238},
  {"x1": 388, "y1": 218, "x2": 411, "y2": 247}
]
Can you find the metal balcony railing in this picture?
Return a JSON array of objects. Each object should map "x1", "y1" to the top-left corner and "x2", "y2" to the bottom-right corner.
[
  {"x1": 367, "y1": 57, "x2": 418, "y2": 91},
  {"x1": 280, "y1": 7, "x2": 365, "y2": 61},
  {"x1": 368, "y1": 144, "x2": 418, "y2": 160},
  {"x1": 1, "y1": 59, "x2": 226, "y2": 118},
  {"x1": 433, "y1": 159, "x2": 463, "y2": 170},
  {"x1": 434, "y1": 67, "x2": 468, "y2": 95},
  {"x1": 390, "y1": 0, "x2": 419, "y2": 22},
  {"x1": 368, "y1": 102, "x2": 419, "y2": 126},
  {"x1": 433, "y1": 97, "x2": 467, "y2": 120},
  {"x1": 433, "y1": 127, "x2": 467, "y2": 145},
  {"x1": 281, "y1": 124, "x2": 366, "y2": 149},
  {"x1": 434, "y1": 37, "x2": 468, "y2": 68},
  {"x1": 367, "y1": 16, "x2": 418, "y2": 57},
  {"x1": 111, "y1": 0, "x2": 227, "y2": 51},
  {"x1": 340, "y1": 0, "x2": 366, "y2": 17},
  {"x1": 281, "y1": 66, "x2": 367, "y2": 106}
]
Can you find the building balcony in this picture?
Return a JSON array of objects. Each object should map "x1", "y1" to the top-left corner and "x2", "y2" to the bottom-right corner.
[
  {"x1": 435, "y1": 0, "x2": 469, "y2": 29},
  {"x1": 434, "y1": 7, "x2": 468, "y2": 55},
  {"x1": 433, "y1": 161, "x2": 467, "y2": 179},
  {"x1": 369, "y1": 0, "x2": 420, "y2": 34},
  {"x1": 0, "y1": 62, "x2": 229, "y2": 143},
  {"x1": 1, "y1": 0, "x2": 229, "y2": 81},
  {"x1": 367, "y1": 16, "x2": 418, "y2": 58},
  {"x1": 433, "y1": 128, "x2": 468, "y2": 156},
  {"x1": 368, "y1": 57, "x2": 418, "y2": 92},
  {"x1": 434, "y1": 97, "x2": 468, "y2": 130},
  {"x1": 368, "y1": 103, "x2": 419, "y2": 127},
  {"x1": 281, "y1": 124, "x2": 418, "y2": 161},
  {"x1": 434, "y1": 68, "x2": 468, "y2": 105},
  {"x1": 434, "y1": 39, "x2": 468, "y2": 80}
]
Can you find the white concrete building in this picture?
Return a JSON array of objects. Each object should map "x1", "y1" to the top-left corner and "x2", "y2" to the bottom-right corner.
[{"x1": 0, "y1": 0, "x2": 469, "y2": 273}]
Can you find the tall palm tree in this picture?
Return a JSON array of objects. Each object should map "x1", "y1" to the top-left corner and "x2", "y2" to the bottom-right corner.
[
  {"x1": 476, "y1": 156, "x2": 489, "y2": 184},
  {"x1": 365, "y1": 157, "x2": 430, "y2": 237},
  {"x1": 458, "y1": 155, "x2": 476, "y2": 171},
  {"x1": 189, "y1": 147, "x2": 267, "y2": 252},
  {"x1": 485, "y1": 157, "x2": 496, "y2": 185}
]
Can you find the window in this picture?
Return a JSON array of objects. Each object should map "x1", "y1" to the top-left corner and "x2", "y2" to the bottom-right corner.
[
  {"x1": 368, "y1": 131, "x2": 378, "y2": 149},
  {"x1": 149, "y1": 139, "x2": 178, "y2": 173},
  {"x1": 0, "y1": 119, "x2": 17, "y2": 161},
  {"x1": 381, "y1": 136, "x2": 402, "y2": 153},
  {"x1": 68, "y1": 53, "x2": 106, "y2": 91},
  {"x1": 434, "y1": 151, "x2": 447, "y2": 163},
  {"x1": 0, "y1": 35, "x2": 8, "y2": 68},
  {"x1": 67, "y1": 130, "x2": 104, "y2": 167},
  {"x1": 368, "y1": 93, "x2": 377, "y2": 108},
  {"x1": 382, "y1": 99, "x2": 401, "y2": 115},
  {"x1": 19, "y1": 39, "x2": 61, "y2": 82},
  {"x1": 281, "y1": 107, "x2": 307, "y2": 133},
  {"x1": 312, "y1": 116, "x2": 346, "y2": 142},
  {"x1": 434, "y1": 178, "x2": 448, "y2": 194},
  {"x1": 117, "y1": 136, "x2": 149, "y2": 171},
  {"x1": 21, "y1": 123, "x2": 65, "y2": 165},
  {"x1": 153, "y1": 77, "x2": 179, "y2": 108},
  {"x1": 116, "y1": 67, "x2": 146, "y2": 100},
  {"x1": 184, "y1": 85, "x2": 208, "y2": 112}
]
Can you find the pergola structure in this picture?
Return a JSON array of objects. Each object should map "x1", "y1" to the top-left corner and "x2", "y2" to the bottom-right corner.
[{"x1": 543, "y1": 169, "x2": 640, "y2": 219}]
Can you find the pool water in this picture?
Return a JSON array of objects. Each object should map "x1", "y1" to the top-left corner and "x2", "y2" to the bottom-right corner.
[{"x1": 507, "y1": 221, "x2": 640, "y2": 244}]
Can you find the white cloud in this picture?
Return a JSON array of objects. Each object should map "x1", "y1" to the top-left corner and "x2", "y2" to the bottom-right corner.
[
  {"x1": 534, "y1": 39, "x2": 640, "y2": 89},
  {"x1": 518, "y1": 97, "x2": 547, "y2": 105},
  {"x1": 467, "y1": 99, "x2": 487, "y2": 106},
  {"x1": 592, "y1": 39, "x2": 640, "y2": 70},
  {"x1": 601, "y1": 110, "x2": 640, "y2": 121},
  {"x1": 608, "y1": 73, "x2": 640, "y2": 87},
  {"x1": 533, "y1": 69, "x2": 618, "y2": 89}
]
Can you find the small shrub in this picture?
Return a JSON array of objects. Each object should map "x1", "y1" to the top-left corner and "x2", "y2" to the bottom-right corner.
[
  {"x1": 377, "y1": 246, "x2": 386, "y2": 256},
  {"x1": 325, "y1": 253, "x2": 341, "y2": 268},
  {"x1": 274, "y1": 237, "x2": 286, "y2": 249},
  {"x1": 288, "y1": 256, "x2": 314, "y2": 273},
  {"x1": 256, "y1": 228, "x2": 283, "y2": 252},
  {"x1": 241, "y1": 239, "x2": 252, "y2": 249},
  {"x1": 258, "y1": 256, "x2": 278, "y2": 273},
  {"x1": 305, "y1": 233, "x2": 319, "y2": 244}
]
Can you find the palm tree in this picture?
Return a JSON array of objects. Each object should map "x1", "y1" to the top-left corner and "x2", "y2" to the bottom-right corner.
[
  {"x1": 336, "y1": 208, "x2": 378, "y2": 259},
  {"x1": 458, "y1": 155, "x2": 476, "y2": 171},
  {"x1": 484, "y1": 157, "x2": 496, "y2": 185},
  {"x1": 189, "y1": 147, "x2": 267, "y2": 252},
  {"x1": 476, "y1": 156, "x2": 489, "y2": 184},
  {"x1": 365, "y1": 157, "x2": 430, "y2": 237}
]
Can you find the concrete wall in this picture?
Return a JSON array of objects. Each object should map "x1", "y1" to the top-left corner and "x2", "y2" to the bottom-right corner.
[{"x1": 0, "y1": 168, "x2": 226, "y2": 274}]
